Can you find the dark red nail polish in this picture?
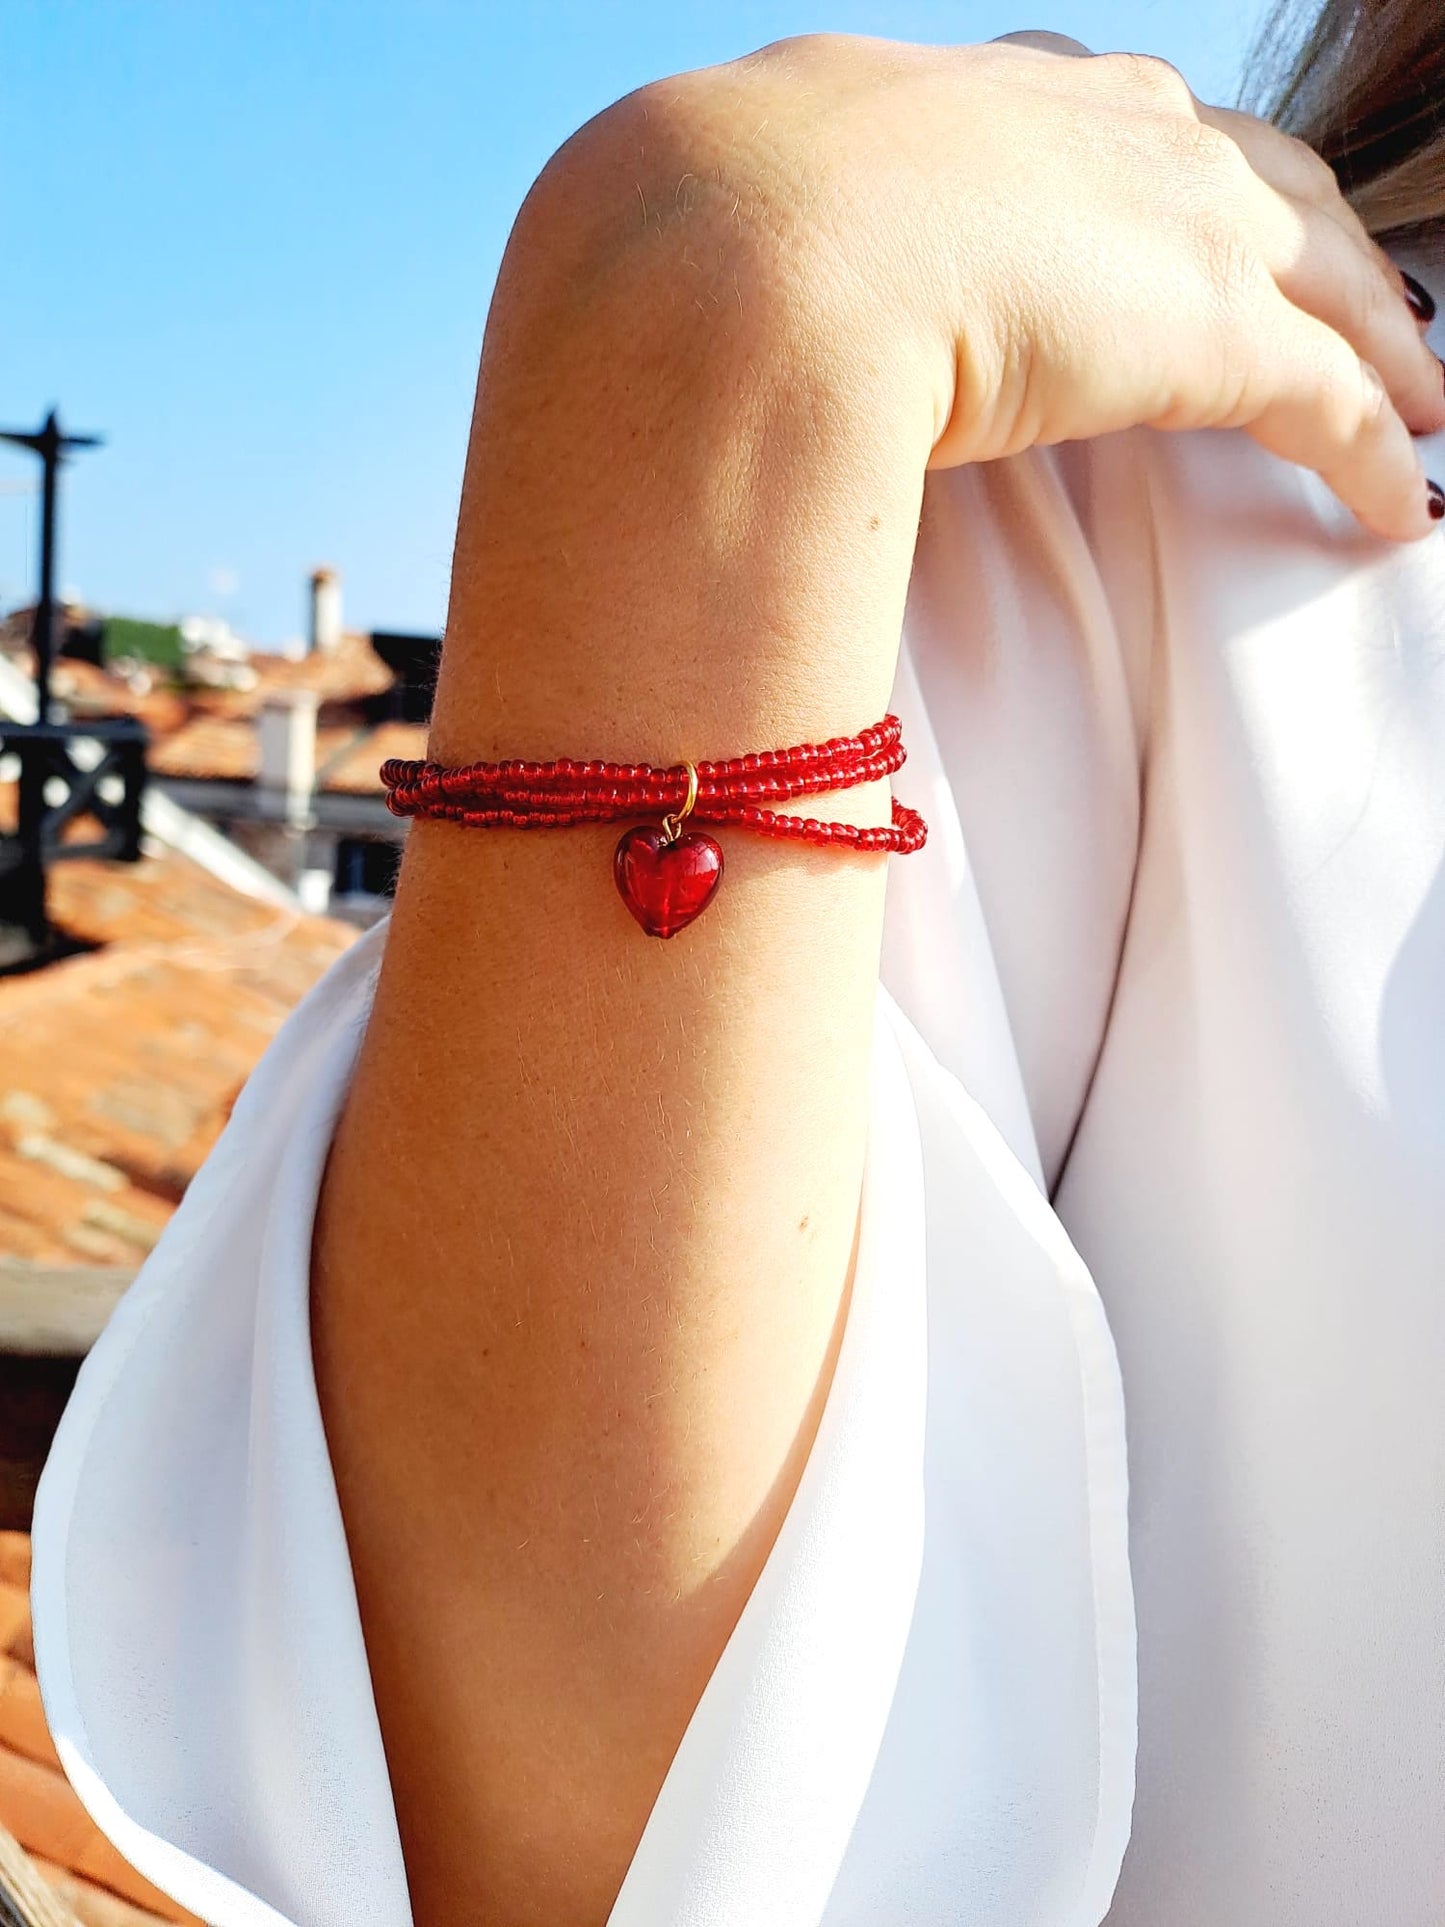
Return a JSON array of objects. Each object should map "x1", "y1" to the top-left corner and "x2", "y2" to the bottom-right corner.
[
  {"x1": 1428, "y1": 479, "x2": 1445, "y2": 521},
  {"x1": 1403, "y1": 273, "x2": 1437, "y2": 324}
]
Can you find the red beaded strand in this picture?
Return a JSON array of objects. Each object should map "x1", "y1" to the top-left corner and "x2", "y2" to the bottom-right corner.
[
  {"x1": 381, "y1": 715, "x2": 926, "y2": 853},
  {"x1": 379, "y1": 713, "x2": 927, "y2": 936}
]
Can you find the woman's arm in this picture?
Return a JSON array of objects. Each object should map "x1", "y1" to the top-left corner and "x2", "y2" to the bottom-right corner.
[
  {"x1": 312, "y1": 79, "x2": 931, "y2": 1927},
  {"x1": 312, "y1": 37, "x2": 1445, "y2": 1926}
]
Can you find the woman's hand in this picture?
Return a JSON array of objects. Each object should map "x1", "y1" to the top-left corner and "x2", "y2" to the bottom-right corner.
[{"x1": 582, "y1": 31, "x2": 1445, "y2": 540}]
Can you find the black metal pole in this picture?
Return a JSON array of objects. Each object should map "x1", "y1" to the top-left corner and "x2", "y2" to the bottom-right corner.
[
  {"x1": 0, "y1": 410, "x2": 102, "y2": 725},
  {"x1": 34, "y1": 412, "x2": 59, "y2": 726}
]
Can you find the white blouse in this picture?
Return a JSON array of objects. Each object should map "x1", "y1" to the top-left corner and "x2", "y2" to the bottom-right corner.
[{"x1": 30, "y1": 263, "x2": 1445, "y2": 1926}]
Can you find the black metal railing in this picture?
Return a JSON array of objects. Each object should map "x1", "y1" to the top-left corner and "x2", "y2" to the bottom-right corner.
[{"x1": 0, "y1": 719, "x2": 147, "y2": 967}]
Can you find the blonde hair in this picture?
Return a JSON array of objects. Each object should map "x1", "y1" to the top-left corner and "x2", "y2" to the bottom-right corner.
[{"x1": 1245, "y1": 0, "x2": 1445, "y2": 242}]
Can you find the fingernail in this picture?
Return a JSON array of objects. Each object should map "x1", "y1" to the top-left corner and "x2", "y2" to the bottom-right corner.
[
  {"x1": 1403, "y1": 272, "x2": 1437, "y2": 324},
  {"x1": 1428, "y1": 479, "x2": 1445, "y2": 521}
]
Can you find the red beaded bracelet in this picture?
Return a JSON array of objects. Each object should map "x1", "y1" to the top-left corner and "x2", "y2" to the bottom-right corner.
[{"x1": 380, "y1": 713, "x2": 927, "y2": 938}]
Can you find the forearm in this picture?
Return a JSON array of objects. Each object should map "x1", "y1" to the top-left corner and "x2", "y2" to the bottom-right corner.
[{"x1": 312, "y1": 80, "x2": 936, "y2": 1925}]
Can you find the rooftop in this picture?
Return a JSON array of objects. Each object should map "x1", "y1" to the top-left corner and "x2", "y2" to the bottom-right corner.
[
  {"x1": 3, "y1": 604, "x2": 427, "y2": 799},
  {"x1": 0, "y1": 840, "x2": 356, "y2": 1272}
]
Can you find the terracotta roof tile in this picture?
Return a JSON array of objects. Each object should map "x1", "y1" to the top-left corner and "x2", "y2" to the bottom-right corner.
[
  {"x1": 32, "y1": 1859, "x2": 172, "y2": 1927},
  {"x1": 0, "y1": 848, "x2": 356, "y2": 1266},
  {"x1": 0, "y1": 800, "x2": 364, "y2": 1925},
  {"x1": 184, "y1": 633, "x2": 393, "y2": 722},
  {"x1": 0, "y1": 1545, "x2": 204, "y2": 1924},
  {"x1": 46, "y1": 664, "x2": 187, "y2": 738},
  {"x1": 144, "y1": 718, "x2": 256, "y2": 783},
  {"x1": 0, "y1": 1830, "x2": 77, "y2": 1927},
  {"x1": 0, "y1": 1659, "x2": 59, "y2": 1774},
  {"x1": 148, "y1": 718, "x2": 356, "y2": 785},
  {"x1": 0, "y1": 1586, "x2": 30, "y2": 1658},
  {"x1": 318, "y1": 721, "x2": 427, "y2": 794}
]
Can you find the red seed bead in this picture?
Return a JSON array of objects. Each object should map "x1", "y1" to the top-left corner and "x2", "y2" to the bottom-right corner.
[{"x1": 379, "y1": 715, "x2": 925, "y2": 860}]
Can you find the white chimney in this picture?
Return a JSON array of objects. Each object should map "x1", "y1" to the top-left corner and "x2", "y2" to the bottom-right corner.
[
  {"x1": 257, "y1": 691, "x2": 318, "y2": 824},
  {"x1": 309, "y1": 566, "x2": 343, "y2": 655}
]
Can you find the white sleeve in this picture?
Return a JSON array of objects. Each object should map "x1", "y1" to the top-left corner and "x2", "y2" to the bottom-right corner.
[{"x1": 30, "y1": 441, "x2": 1151, "y2": 1927}]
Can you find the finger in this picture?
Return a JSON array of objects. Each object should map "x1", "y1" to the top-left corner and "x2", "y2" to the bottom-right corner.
[
  {"x1": 1203, "y1": 104, "x2": 1438, "y2": 333},
  {"x1": 1243, "y1": 182, "x2": 1445, "y2": 437},
  {"x1": 1203, "y1": 104, "x2": 1348, "y2": 211},
  {"x1": 1238, "y1": 296, "x2": 1435, "y2": 541}
]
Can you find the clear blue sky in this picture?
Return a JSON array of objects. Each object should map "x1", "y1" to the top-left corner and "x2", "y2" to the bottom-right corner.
[{"x1": 4, "y1": 0, "x2": 1275, "y2": 649}]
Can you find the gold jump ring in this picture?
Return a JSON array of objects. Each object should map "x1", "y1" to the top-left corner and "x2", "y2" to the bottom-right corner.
[{"x1": 659, "y1": 761, "x2": 699, "y2": 843}]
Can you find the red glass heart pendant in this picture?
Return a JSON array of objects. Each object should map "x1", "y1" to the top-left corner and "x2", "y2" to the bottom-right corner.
[{"x1": 613, "y1": 825, "x2": 724, "y2": 938}]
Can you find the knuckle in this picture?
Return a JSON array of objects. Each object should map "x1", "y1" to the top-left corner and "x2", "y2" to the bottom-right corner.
[
  {"x1": 1096, "y1": 49, "x2": 1196, "y2": 108},
  {"x1": 1188, "y1": 213, "x2": 1269, "y2": 312},
  {"x1": 743, "y1": 31, "x2": 854, "y2": 77},
  {"x1": 1356, "y1": 359, "x2": 1392, "y2": 436},
  {"x1": 1332, "y1": 256, "x2": 1413, "y2": 371},
  {"x1": 751, "y1": 31, "x2": 826, "y2": 63},
  {"x1": 1168, "y1": 115, "x2": 1249, "y2": 181},
  {"x1": 1321, "y1": 352, "x2": 1392, "y2": 446},
  {"x1": 1352, "y1": 261, "x2": 1399, "y2": 340},
  {"x1": 1287, "y1": 135, "x2": 1343, "y2": 202},
  {"x1": 1370, "y1": 235, "x2": 1416, "y2": 295}
]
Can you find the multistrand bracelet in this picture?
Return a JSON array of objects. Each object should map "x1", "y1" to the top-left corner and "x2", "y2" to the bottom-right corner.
[{"x1": 380, "y1": 713, "x2": 927, "y2": 938}]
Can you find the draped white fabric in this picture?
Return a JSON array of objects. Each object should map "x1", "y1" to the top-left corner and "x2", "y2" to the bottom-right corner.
[{"x1": 30, "y1": 264, "x2": 1445, "y2": 1924}]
